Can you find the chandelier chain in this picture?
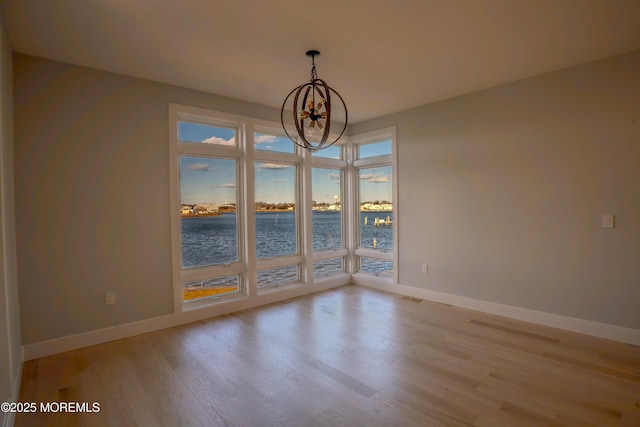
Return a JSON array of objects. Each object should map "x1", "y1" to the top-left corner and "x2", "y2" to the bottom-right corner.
[{"x1": 310, "y1": 56, "x2": 317, "y2": 81}]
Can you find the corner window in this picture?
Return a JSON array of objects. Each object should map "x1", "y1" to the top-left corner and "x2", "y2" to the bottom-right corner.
[
  {"x1": 351, "y1": 130, "x2": 397, "y2": 282},
  {"x1": 171, "y1": 103, "x2": 397, "y2": 310}
]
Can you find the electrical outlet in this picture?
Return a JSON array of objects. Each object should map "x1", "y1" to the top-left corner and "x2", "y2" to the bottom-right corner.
[
  {"x1": 421, "y1": 264, "x2": 429, "y2": 274},
  {"x1": 601, "y1": 214, "x2": 614, "y2": 228},
  {"x1": 106, "y1": 292, "x2": 116, "y2": 305}
]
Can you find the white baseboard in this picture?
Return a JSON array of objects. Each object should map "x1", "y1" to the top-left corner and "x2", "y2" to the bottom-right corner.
[
  {"x1": 22, "y1": 274, "x2": 640, "y2": 360},
  {"x1": 353, "y1": 275, "x2": 640, "y2": 346},
  {"x1": 23, "y1": 275, "x2": 350, "y2": 360}
]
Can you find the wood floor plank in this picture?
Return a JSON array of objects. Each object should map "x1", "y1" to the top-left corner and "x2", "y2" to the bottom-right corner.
[
  {"x1": 15, "y1": 285, "x2": 640, "y2": 426},
  {"x1": 469, "y1": 319, "x2": 560, "y2": 343}
]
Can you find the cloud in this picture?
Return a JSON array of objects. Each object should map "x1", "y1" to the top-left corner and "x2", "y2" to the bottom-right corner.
[
  {"x1": 327, "y1": 172, "x2": 340, "y2": 181},
  {"x1": 187, "y1": 163, "x2": 209, "y2": 171},
  {"x1": 360, "y1": 173, "x2": 392, "y2": 183},
  {"x1": 254, "y1": 134, "x2": 277, "y2": 144},
  {"x1": 368, "y1": 175, "x2": 392, "y2": 183},
  {"x1": 202, "y1": 136, "x2": 235, "y2": 146},
  {"x1": 258, "y1": 163, "x2": 291, "y2": 170},
  {"x1": 272, "y1": 178, "x2": 286, "y2": 182},
  {"x1": 216, "y1": 182, "x2": 236, "y2": 188},
  {"x1": 359, "y1": 173, "x2": 377, "y2": 180}
]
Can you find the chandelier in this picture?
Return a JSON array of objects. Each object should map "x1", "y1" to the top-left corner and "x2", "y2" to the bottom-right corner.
[{"x1": 280, "y1": 50, "x2": 348, "y2": 151}]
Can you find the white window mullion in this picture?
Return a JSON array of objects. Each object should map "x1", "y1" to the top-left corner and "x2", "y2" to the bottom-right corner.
[
  {"x1": 345, "y1": 140, "x2": 357, "y2": 275},
  {"x1": 244, "y1": 125, "x2": 257, "y2": 297},
  {"x1": 169, "y1": 105, "x2": 183, "y2": 313},
  {"x1": 390, "y1": 127, "x2": 399, "y2": 284},
  {"x1": 301, "y1": 148, "x2": 314, "y2": 284},
  {"x1": 177, "y1": 142, "x2": 242, "y2": 158}
]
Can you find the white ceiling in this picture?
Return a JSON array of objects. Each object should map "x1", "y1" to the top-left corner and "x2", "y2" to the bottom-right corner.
[{"x1": 3, "y1": 0, "x2": 640, "y2": 123}]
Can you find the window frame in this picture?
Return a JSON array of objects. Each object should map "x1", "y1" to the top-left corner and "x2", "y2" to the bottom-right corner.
[
  {"x1": 349, "y1": 127, "x2": 398, "y2": 283},
  {"x1": 170, "y1": 103, "x2": 396, "y2": 312},
  {"x1": 311, "y1": 144, "x2": 348, "y2": 279},
  {"x1": 170, "y1": 106, "x2": 249, "y2": 310},
  {"x1": 251, "y1": 126, "x2": 305, "y2": 293}
]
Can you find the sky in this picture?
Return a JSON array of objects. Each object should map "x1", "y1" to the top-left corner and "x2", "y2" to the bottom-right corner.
[{"x1": 178, "y1": 122, "x2": 392, "y2": 204}]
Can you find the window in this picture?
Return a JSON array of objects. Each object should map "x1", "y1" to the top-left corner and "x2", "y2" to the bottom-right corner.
[
  {"x1": 351, "y1": 130, "x2": 397, "y2": 282},
  {"x1": 255, "y1": 162, "x2": 297, "y2": 258},
  {"x1": 254, "y1": 131, "x2": 295, "y2": 154},
  {"x1": 313, "y1": 258, "x2": 344, "y2": 277},
  {"x1": 311, "y1": 144, "x2": 342, "y2": 160},
  {"x1": 311, "y1": 143, "x2": 347, "y2": 279},
  {"x1": 253, "y1": 129, "x2": 303, "y2": 291},
  {"x1": 178, "y1": 121, "x2": 237, "y2": 146},
  {"x1": 180, "y1": 156, "x2": 238, "y2": 268},
  {"x1": 254, "y1": 160, "x2": 301, "y2": 290},
  {"x1": 171, "y1": 108, "x2": 248, "y2": 309},
  {"x1": 357, "y1": 139, "x2": 392, "y2": 159},
  {"x1": 171, "y1": 104, "x2": 396, "y2": 311},
  {"x1": 358, "y1": 165, "x2": 393, "y2": 251},
  {"x1": 358, "y1": 257, "x2": 393, "y2": 278},
  {"x1": 312, "y1": 167, "x2": 342, "y2": 251},
  {"x1": 257, "y1": 265, "x2": 299, "y2": 288},
  {"x1": 183, "y1": 275, "x2": 240, "y2": 302}
]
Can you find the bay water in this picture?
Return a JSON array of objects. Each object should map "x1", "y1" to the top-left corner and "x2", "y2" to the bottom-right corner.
[{"x1": 181, "y1": 211, "x2": 393, "y2": 280}]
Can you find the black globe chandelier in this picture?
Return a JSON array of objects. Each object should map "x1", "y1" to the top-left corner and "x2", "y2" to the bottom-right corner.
[{"x1": 280, "y1": 50, "x2": 348, "y2": 151}]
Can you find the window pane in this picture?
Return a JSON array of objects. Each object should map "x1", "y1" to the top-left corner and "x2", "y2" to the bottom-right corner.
[
  {"x1": 358, "y1": 166, "x2": 393, "y2": 251},
  {"x1": 312, "y1": 168, "x2": 342, "y2": 251},
  {"x1": 257, "y1": 265, "x2": 299, "y2": 288},
  {"x1": 255, "y1": 132, "x2": 295, "y2": 153},
  {"x1": 178, "y1": 121, "x2": 236, "y2": 146},
  {"x1": 311, "y1": 144, "x2": 342, "y2": 159},
  {"x1": 255, "y1": 162, "x2": 297, "y2": 258},
  {"x1": 313, "y1": 258, "x2": 343, "y2": 277},
  {"x1": 359, "y1": 257, "x2": 393, "y2": 278},
  {"x1": 358, "y1": 139, "x2": 392, "y2": 158},
  {"x1": 183, "y1": 275, "x2": 240, "y2": 302},
  {"x1": 180, "y1": 156, "x2": 238, "y2": 268}
]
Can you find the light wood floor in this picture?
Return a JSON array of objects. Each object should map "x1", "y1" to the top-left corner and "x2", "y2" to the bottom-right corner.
[{"x1": 16, "y1": 285, "x2": 640, "y2": 426}]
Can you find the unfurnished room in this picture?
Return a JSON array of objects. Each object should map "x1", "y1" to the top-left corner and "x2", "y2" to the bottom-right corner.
[{"x1": 0, "y1": 1, "x2": 639, "y2": 426}]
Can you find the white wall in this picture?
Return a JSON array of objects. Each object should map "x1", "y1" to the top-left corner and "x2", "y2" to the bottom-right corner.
[
  {"x1": 14, "y1": 54, "x2": 286, "y2": 346},
  {"x1": 0, "y1": 9, "x2": 20, "y2": 427},
  {"x1": 351, "y1": 50, "x2": 640, "y2": 330}
]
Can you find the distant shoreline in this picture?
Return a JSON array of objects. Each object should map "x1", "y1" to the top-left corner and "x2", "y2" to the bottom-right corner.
[
  {"x1": 181, "y1": 209, "x2": 292, "y2": 217},
  {"x1": 180, "y1": 212, "x2": 221, "y2": 218}
]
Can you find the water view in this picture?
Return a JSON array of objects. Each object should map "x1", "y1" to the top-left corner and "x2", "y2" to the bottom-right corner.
[{"x1": 181, "y1": 211, "x2": 393, "y2": 273}]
